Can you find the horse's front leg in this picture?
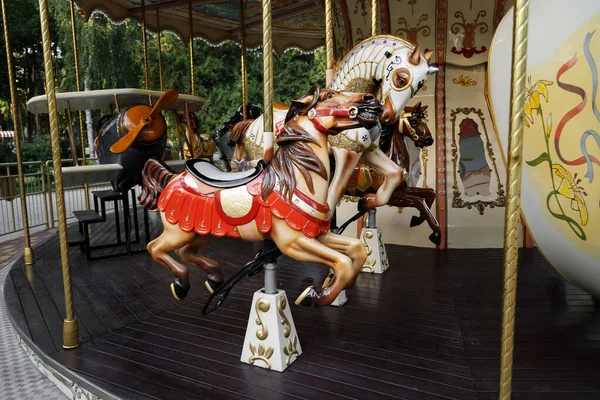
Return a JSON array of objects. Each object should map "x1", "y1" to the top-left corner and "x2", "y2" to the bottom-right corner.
[
  {"x1": 359, "y1": 148, "x2": 404, "y2": 209},
  {"x1": 327, "y1": 147, "x2": 363, "y2": 210}
]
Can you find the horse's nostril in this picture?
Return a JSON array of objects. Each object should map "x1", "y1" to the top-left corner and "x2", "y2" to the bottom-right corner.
[
  {"x1": 425, "y1": 138, "x2": 434, "y2": 146},
  {"x1": 363, "y1": 94, "x2": 375, "y2": 102}
]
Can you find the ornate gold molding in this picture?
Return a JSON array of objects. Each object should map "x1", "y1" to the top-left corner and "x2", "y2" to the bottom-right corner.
[
  {"x1": 362, "y1": 229, "x2": 373, "y2": 256},
  {"x1": 449, "y1": 107, "x2": 506, "y2": 214},
  {"x1": 283, "y1": 336, "x2": 299, "y2": 367},
  {"x1": 278, "y1": 297, "x2": 291, "y2": 338},
  {"x1": 248, "y1": 342, "x2": 273, "y2": 369},
  {"x1": 255, "y1": 298, "x2": 270, "y2": 340}
]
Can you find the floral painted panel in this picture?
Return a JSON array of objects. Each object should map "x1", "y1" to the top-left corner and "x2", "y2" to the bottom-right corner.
[
  {"x1": 445, "y1": 0, "x2": 495, "y2": 65},
  {"x1": 388, "y1": 0, "x2": 437, "y2": 62}
]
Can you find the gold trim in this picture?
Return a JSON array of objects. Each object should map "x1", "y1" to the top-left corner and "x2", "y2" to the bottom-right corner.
[
  {"x1": 278, "y1": 297, "x2": 291, "y2": 338},
  {"x1": 248, "y1": 342, "x2": 273, "y2": 369},
  {"x1": 170, "y1": 283, "x2": 183, "y2": 300},
  {"x1": 204, "y1": 280, "x2": 214, "y2": 294},
  {"x1": 282, "y1": 335, "x2": 299, "y2": 367},
  {"x1": 421, "y1": 147, "x2": 429, "y2": 188},
  {"x1": 255, "y1": 298, "x2": 270, "y2": 340},
  {"x1": 498, "y1": 1, "x2": 529, "y2": 397},
  {"x1": 240, "y1": 0, "x2": 248, "y2": 119},
  {"x1": 450, "y1": 107, "x2": 506, "y2": 214},
  {"x1": 141, "y1": 0, "x2": 149, "y2": 90},
  {"x1": 39, "y1": 0, "x2": 79, "y2": 349},
  {"x1": 188, "y1": 0, "x2": 195, "y2": 95},
  {"x1": 371, "y1": 0, "x2": 379, "y2": 36},
  {"x1": 362, "y1": 258, "x2": 376, "y2": 273},
  {"x1": 295, "y1": 285, "x2": 314, "y2": 306},
  {"x1": 362, "y1": 229, "x2": 374, "y2": 256},
  {"x1": 2, "y1": 0, "x2": 33, "y2": 255}
]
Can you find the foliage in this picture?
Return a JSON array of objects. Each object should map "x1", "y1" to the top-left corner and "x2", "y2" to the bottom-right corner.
[{"x1": 0, "y1": 0, "x2": 326, "y2": 163}]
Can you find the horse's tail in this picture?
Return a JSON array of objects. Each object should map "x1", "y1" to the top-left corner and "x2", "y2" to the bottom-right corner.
[
  {"x1": 227, "y1": 119, "x2": 255, "y2": 146},
  {"x1": 138, "y1": 158, "x2": 177, "y2": 210}
]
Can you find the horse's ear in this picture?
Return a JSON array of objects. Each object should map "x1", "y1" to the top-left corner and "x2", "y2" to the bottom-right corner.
[
  {"x1": 421, "y1": 104, "x2": 428, "y2": 111},
  {"x1": 415, "y1": 101, "x2": 422, "y2": 110},
  {"x1": 285, "y1": 84, "x2": 320, "y2": 122},
  {"x1": 423, "y1": 49, "x2": 433, "y2": 63}
]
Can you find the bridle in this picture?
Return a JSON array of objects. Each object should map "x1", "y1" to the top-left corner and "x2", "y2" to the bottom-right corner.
[{"x1": 306, "y1": 105, "x2": 359, "y2": 134}]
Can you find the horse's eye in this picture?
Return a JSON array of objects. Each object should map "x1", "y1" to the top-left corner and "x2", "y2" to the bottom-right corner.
[
  {"x1": 392, "y1": 68, "x2": 411, "y2": 90},
  {"x1": 327, "y1": 92, "x2": 334, "y2": 99}
]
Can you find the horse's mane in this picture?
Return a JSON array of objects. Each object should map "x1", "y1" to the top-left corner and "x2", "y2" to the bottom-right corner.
[
  {"x1": 261, "y1": 123, "x2": 328, "y2": 202},
  {"x1": 228, "y1": 119, "x2": 255, "y2": 145}
]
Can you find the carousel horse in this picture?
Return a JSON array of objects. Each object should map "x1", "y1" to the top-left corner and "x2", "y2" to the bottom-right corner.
[
  {"x1": 228, "y1": 35, "x2": 438, "y2": 212},
  {"x1": 175, "y1": 111, "x2": 219, "y2": 160},
  {"x1": 138, "y1": 86, "x2": 383, "y2": 307},
  {"x1": 346, "y1": 102, "x2": 441, "y2": 244}
]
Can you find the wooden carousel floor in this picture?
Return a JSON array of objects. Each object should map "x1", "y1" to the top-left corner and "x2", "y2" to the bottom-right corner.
[{"x1": 4, "y1": 211, "x2": 600, "y2": 400}]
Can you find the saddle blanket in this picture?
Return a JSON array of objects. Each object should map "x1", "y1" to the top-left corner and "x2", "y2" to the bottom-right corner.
[{"x1": 157, "y1": 172, "x2": 331, "y2": 239}]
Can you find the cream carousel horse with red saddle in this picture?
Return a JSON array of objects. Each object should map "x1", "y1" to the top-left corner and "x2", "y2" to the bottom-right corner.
[
  {"x1": 229, "y1": 35, "x2": 438, "y2": 212},
  {"x1": 138, "y1": 86, "x2": 382, "y2": 307}
]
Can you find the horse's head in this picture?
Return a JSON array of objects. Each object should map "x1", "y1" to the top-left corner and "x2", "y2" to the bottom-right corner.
[
  {"x1": 176, "y1": 111, "x2": 199, "y2": 132},
  {"x1": 285, "y1": 85, "x2": 382, "y2": 134},
  {"x1": 402, "y1": 102, "x2": 433, "y2": 148},
  {"x1": 380, "y1": 43, "x2": 438, "y2": 125}
]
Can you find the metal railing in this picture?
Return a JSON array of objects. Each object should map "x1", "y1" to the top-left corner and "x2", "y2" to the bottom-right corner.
[{"x1": 0, "y1": 158, "x2": 132, "y2": 237}]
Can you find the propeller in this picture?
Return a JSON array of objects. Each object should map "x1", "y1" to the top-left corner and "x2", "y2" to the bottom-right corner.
[{"x1": 110, "y1": 89, "x2": 179, "y2": 154}]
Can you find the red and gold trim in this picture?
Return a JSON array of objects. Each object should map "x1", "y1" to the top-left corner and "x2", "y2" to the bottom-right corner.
[{"x1": 157, "y1": 174, "x2": 330, "y2": 240}]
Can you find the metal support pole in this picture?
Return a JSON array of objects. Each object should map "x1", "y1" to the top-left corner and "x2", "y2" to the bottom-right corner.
[
  {"x1": 2, "y1": 0, "x2": 34, "y2": 264},
  {"x1": 188, "y1": 0, "x2": 195, "y2": 95},
  {"x1": 371, "y1": 0, "x2": 379, "y2": 36},
  {"x1": 39, "y1": 0, "x2": 79, "y2": 349},
  {"x1": 367, "y1": 209, "x2": 377, "y2": 229},
  {"x1": 240, "y1": 0, "x2": 248, "y2": 119},
  {"x1": 498, "y1": 1, "x2": 529, "y2": 398},
  {"x1": 264, "y1": 263, "x2": 277, "y2": 294},
  {"x1": 325, "y1": 0, "x2": 334, "y2": 86},
  {"x1": 157, "y1": 9, "x2": 164, "y2": 91},
  {"x1": 69, "y1": 0, "x2": 89, "y2": 209},
  {"x1": 262, "y1": 0, "x2": 273, "y2": 162},
  {"x1": 141, "y1": 0, "x2": 149, "y2": 90}
]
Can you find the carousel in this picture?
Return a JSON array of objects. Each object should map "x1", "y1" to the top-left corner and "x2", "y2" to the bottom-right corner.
[{"x1": 1, "y1": 0, "x2": 599, "y2": 399}]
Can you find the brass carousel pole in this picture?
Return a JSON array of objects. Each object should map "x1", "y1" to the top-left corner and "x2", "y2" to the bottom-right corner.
[
  {"x1": 498, "y1": 0, "x2": 529, "y2": 398},
  {"x1": 157, "y1": 9, "x2": 164, "y2": 91},
  {"x1": 70, "y1": 0, "x2": 89, "y2": 210},
  {"x1": 39, "y1": 0, "x2": 79, "y2": 349},
  {"x1": 141, "y1": 0, "x2": 149, "y2": 90},
  {"x1": 1, "y1": 0, "x2": 34, "y2": 265},
  {"x1": 325, "y1": 0, "x2": 334, "y2": 86},
  {"x1": 262, "y1": 0, "x2": 273, "y2": 162},
  {"x1": 240, "y1": 0, "x2": 248, "y2": 119},
  {"x1": 371, "y1": 0, "x2": 379, "y2": 36},
  {"x1": 188, "y1": 0, "x2": 195, "y2": 96}
]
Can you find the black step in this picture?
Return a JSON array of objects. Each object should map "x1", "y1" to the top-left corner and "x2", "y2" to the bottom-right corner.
[
  {"x1": 67, "y1": 227, "x2": 85, "y2": 246},
  {"x1": 92, "y1": 189, "x2": 122, "y2": 202},
  {"x1": 73, "y1": 210, "x2": 105, "y2": 223}
]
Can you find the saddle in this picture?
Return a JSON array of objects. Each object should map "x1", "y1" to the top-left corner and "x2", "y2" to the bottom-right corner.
[{"x1": 184, "y1": 159, "x2": 267, "y2": 188}]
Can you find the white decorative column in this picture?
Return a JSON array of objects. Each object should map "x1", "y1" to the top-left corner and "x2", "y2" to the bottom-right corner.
[
  {"x1": 240, "y1": 262, "x2": 301, "y2": 371},
  {"x1": 361, "y1": 209, "x2": 389, "y2": 274}
]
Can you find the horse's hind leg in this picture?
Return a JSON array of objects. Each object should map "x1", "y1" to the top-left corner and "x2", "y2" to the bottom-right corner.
[
  {"x1": 279, "y1": 235, "x2": 355, "y2": 307},
  {"x1": 147, "y1": 214, "x2": 196, "y2": 300},
  {"x1": 317, "y1": 232, "x2": 367, "y2": 287},
  {"x1": 177, "y1": 235, "x2": 224, "y2": 294}
]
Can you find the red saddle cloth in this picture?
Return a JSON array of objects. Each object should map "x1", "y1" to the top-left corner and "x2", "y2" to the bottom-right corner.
[{"x1": 157, "y1": 172, "x2": 331, "y2": 239}]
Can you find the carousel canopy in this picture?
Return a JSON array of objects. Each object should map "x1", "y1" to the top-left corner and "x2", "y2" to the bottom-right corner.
[
  {"x1": 74, "y1": 0, "x2": 326, "y2": 54},
  {"x1": 27, "y1": 88, "x2": 206, "y2": 115}
]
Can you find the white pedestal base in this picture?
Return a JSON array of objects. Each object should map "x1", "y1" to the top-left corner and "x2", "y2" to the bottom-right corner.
[
  {"x1": 360, "y1": 227, "x2": 389, "y2": 274},
  {"x1": 240, "y1": 289, "x2": 301, "y2": 372}
]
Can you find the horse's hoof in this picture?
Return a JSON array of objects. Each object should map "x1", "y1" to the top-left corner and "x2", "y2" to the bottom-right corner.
[
  {"x1": 295, "y1": 286, "x2": 318, "y2": 307},
  {"x1": 204, "y1": 278, "x2": 223, "y2": 294},
  {"x1": 171, "y1": 278, "x2": 190, "y2": 301},
  {"x1": 429, "y1": 231, "x2": 442, "y2": 246},
  {"x1": 321, "y1": 273, "x2": 334, "y2": 289},
  {"x1": 410, "y1": 216, "x2": 425, "y2": 227}
]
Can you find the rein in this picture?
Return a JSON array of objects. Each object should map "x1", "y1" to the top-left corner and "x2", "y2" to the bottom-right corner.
[{"x1": 307, "y1": 106, "x2": 358, "y2": 134}]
